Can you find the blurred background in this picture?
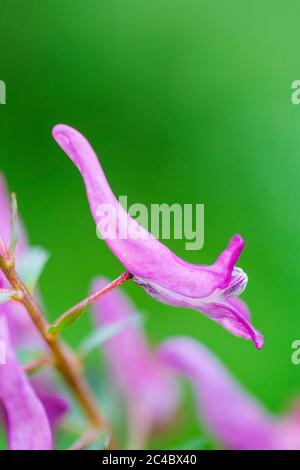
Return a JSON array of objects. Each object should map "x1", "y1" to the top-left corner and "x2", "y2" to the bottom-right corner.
[{"x1": 1, "y1": 0, "x2": 300, "y2": 449}]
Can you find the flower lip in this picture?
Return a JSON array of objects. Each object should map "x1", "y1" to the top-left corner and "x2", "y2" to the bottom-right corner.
[{"x1": 221, "y1": 267, "x2": 248, "y2": 299}]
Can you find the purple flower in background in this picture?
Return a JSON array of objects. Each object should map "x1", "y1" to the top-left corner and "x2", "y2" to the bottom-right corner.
[
  {"x1": 30, "y1": 373, "x2": 70, "y2": 428},
  {"x1": 0, "y1": 315, "x2": 52, "y2": 450},
  {"x1": 158, "y1": 337, "x2": 300, "y2": 450},
  {"x1": 92, "y1": 278, "x2": 179, "y2": 449},
  {"x1": 0, "y1": 175, "x2": 68, "y2": 449},
  {"x1": 52, "y1": 125, "x2": 263, "y2": 349}
]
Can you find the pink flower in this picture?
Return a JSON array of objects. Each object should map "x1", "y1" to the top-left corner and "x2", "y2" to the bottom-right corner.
[
  {"x1": 0, "y1": 315, "x2": 52, "y2": 450},
  {"x1": 158, "y1": 337, "x2": 300, "y2": 450},
  {"x1": 53, "y1": 124, "x2": 263, "y2": 348},
  {"x1": 92, "y1": 278, "x2": 179, "y2": 449}
]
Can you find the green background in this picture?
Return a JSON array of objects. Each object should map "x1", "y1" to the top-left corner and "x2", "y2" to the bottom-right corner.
[{"x1": 1, "y1": 0, "x2": 300, "y2": 448}]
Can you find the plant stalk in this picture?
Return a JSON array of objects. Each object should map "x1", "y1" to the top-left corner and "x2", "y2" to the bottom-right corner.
[{"x1": 51, "y1": 271, "x2": 133, "y2": 330}]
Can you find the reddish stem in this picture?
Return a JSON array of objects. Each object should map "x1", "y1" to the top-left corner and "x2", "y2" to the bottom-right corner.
[
  {"x1": 23, "y1": 355, "x2": 51, "y2": 373},
  {"x1": 52, "y1": 271, "x2": 133, "y2": 328}
]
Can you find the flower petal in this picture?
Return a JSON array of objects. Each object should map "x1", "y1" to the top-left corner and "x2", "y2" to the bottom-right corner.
[
  {"x1": 198, "y1": 302, "x2": 264, "y2": 349},
  {"x1": 0, "y1": 314, "x2": 52, "y2": 449},
  {"x1": 158, "y1": 337, "x2": 275, "y2": 450},
  {"x1": 36, "y1": 392, "x2": 69, "y2": 428}
]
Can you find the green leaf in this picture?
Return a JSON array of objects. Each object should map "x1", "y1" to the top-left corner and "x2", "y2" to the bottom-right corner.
[
  {"x1": 0, "y1": 289, "x2": 17, "y2": 303},
  {"x1": 79, "y1": 314, "x2": 143, "y2": 356},
  {"x1": 48, "y1": 307, "x2": 85, "y2": 334},
  {"x1": 17, "y1": 247, "x2": 49, "y2": 292},
  {"x1": 9, "y1": 192, "x2": 19, "y2": 255}
]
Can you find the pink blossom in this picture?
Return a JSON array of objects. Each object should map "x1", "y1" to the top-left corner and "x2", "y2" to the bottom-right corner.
[
  {"x1": 52, "y1": 125, "x2": 263, "y2": 348},
  {"x1": 159, "y1": 337, "x2": 300, "y2": 450},
  {"x1": 0, "y1": 315, "x2": 52, "y2": 450}
]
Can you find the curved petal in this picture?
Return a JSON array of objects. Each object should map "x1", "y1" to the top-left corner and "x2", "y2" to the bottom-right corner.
[
  {"x1": 135, "y1": 275, "x2": 263, "y2": 348},
  {"x1": 227, "y1": 297, "x2": 251, "y2": 321},
  {"x1": 198, "y1": 302, "x2": 264, "y2": 349},
  {"x1": 92, "y1": 278, "x2": 179, "y2": 447},
  {"x1": 0, "y1": 314, "x2": 52, "y2": 450},
  {"x1": 158, "y1": 337, "x2": 275, "y2": 450}
]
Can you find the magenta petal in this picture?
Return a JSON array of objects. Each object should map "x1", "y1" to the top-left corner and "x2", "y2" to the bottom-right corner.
[
  {"x1": 227, "y1": 297, "x2": 251, "y2": 321},
  {"x1": 158, "y1": 337, "x2": 276, "y2": 450},
  {"x1": 92, "y1": 278, "x2": 179, "y2": 446},
  {"x1": 35, "y1": 391, "x2": 69, "y2": 428},
  {"x1": 0, "y1": 315, "x2": 52, "y2": 450},
  {"x1": 52, "y1": 124, "x2": 263, "y2": 347},
  {"x1": 198, "y1": 302, "x2": 264, "y2": 349}
]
